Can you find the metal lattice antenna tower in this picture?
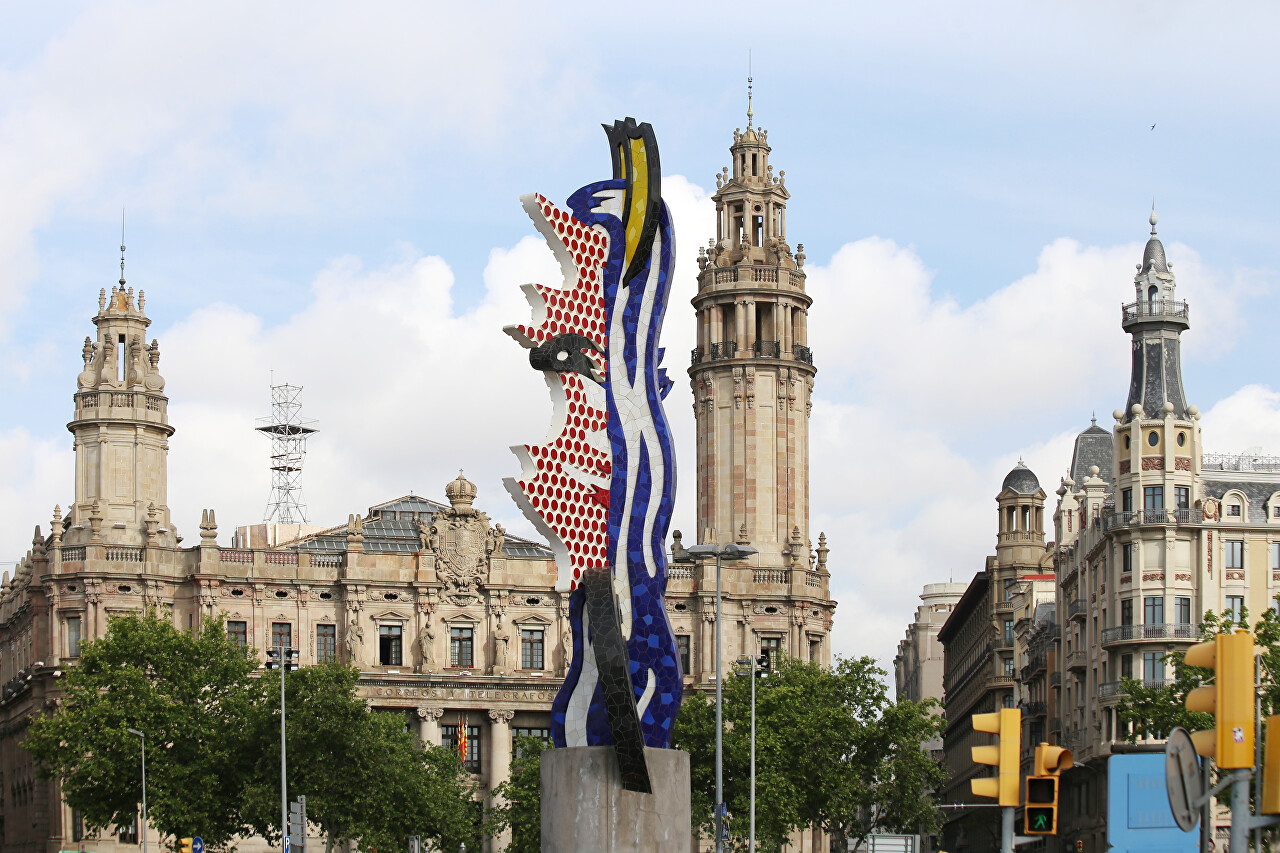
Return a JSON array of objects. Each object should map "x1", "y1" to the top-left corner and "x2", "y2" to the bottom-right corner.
[{"x1": 256, "y1": 382, "x2": 318, "y2": 524}]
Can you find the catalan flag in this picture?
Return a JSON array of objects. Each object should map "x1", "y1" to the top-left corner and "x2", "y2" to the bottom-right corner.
[{"x1": 457, "y1": 713, "x2": 469, "y2": 765}]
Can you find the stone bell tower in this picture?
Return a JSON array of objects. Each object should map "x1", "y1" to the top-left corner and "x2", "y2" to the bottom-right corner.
[
  {"x1": 689, "y1": 92, "x2": 817, "y2": 569},
  {"x1": 63, "y1": 250, "x2": 176, "y2": 548}
]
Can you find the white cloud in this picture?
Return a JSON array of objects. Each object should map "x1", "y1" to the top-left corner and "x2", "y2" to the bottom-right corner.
[
  {"x1": 0, "y1": 428, "x2": 73, "y2": 581},
  {"x1": 1200, "y1": 385, "x2": 1280, "y2": 455}
]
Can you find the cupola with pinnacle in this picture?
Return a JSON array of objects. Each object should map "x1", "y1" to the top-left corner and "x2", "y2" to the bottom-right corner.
[{"x1": 64, "y1": 246, "x2": 177, "y2": 548}]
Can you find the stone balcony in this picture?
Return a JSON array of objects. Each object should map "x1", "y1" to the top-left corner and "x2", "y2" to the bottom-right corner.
[
  {"x1": 1100, "y1": 623, "x2": 1198, "y2": 646},
  {"x1": 1103, "y1": 508, "x2": 1203, "y2": 531},
  {"x1": 1121, "y1": 298, "x2": 1189, "y2": 329}
]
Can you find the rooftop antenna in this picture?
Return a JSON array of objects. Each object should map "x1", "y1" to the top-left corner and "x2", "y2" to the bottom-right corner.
[
  {"x1": 256, "y1": 381, "x2": 318, "y2": 525},
  {"x1": 747, "y1": 50, "x2": 754, "y2": 129},
  {"x1": 119, "y1": 208, "x2": 126, "y2": 286}
]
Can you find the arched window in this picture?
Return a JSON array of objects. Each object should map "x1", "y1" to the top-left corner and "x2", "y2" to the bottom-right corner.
[{"x1": 1147, "y1": 285, "x2": 1158, "y2": 310}]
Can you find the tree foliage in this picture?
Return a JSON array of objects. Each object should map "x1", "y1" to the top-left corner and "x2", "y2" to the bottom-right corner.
[
  {"x1": 489, "y1": 736, "x2": 549, "y2": 853},
  {"x1": 239, "y1": 663, "x2": 481, "y2": 853},
  {"x1": 25, "y1": 612, "x2": 257, "y2": 845},
  {"x1": 26, "y1": 612, "x2": 483, "y2": 851},
  {"x1": 673, "y1": 655, "x2": 947, "y2": 852}
]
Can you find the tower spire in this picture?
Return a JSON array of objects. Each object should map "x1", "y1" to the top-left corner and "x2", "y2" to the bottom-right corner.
[{"x1": 746, "y1": 52, "x2": 754, "y2": 129}]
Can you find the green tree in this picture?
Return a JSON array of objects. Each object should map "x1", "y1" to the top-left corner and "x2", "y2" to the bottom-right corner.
[
  {"x1": 24, "y1": 612, "x2": 257, "y2": 846},
  {"x1": 239, "y1": 662, "x2": 482, "y2": 853},
  {"x1": 673, "y1": 655, "x2": 947, "y2": 852},
  {"x1": 489, "y1": 736, "x2": 549, "y2": 853}
]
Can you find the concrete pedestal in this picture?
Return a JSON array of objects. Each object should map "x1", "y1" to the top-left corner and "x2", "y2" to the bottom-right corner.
[{"x1": 541, "y1": 746, "x2": 691, "y2": 852}]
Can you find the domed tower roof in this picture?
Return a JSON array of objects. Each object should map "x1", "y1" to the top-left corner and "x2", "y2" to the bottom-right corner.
[
  {"x1": 1140, "y1": 209, "x2": 1169, "y2": 275},
  {"x1": 1002, "y1": 461, "x2": 1041, "y2": 495}
]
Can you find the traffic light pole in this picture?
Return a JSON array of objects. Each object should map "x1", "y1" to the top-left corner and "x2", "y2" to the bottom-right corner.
[{"x1": 1001, "y1": 805, "x2": 1014, "y2": 853}]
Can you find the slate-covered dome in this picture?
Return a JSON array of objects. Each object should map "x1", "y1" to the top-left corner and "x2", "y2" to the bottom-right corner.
[
  {"x1": 1002, "y1": 462, "x2": 1041, "y2": 495},
  {"x1": 1140, "y1": 209, "x2": 1169, "y2": 275}
]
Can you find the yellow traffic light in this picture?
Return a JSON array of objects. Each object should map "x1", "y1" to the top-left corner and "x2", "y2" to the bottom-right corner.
[
  {"x1": 1262, "y1": 715, "x2": 1280, "y2": 814},
  {"x1": 971, "y1": 707, "x2": 1021, "y2": 806},
  {"x1": 1024, "y1": 742, "x2": 1073, "y2": 835},
  {"x1": 1185, "y1": 629, "x2": 1255, "y2": 768},
  {"x1": 1032, "y1": 742, "x2": 1074, "y2": 777},
  {"x1": 179, "y1": 839, "x2": 194, "y2": 853}
]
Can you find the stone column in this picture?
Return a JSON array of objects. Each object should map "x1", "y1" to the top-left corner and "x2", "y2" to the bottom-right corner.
[
  {"x1": 489, "y1": 709, "x2": 515, "y2": 852},
  {"x1": 745, "y1": 300, "x2": 756, "y2": 351},
  {"x1": 417, "y1": 706, "x2": 444, "y2": 747},
  {"x1": 735, "y1": 301, "x2": 746, "y2": 353}
]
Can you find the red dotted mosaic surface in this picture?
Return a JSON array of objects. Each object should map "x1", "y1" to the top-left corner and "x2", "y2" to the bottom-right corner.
[{"x1": 510, "y1": 194, "x2": 612, "y2": 589}]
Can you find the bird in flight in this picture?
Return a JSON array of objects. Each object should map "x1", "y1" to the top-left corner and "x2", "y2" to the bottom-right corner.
[{"x1": 1151, "y1": 123, "x2": 1157, "y2": 130}]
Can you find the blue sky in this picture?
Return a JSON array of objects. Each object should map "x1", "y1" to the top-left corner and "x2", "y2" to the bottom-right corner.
[{"x1": 2, "y1": 2, "x2": 1278, "y2": 672}]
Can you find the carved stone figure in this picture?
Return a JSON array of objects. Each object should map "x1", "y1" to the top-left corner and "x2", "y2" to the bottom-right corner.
[
  {"x1": 416, "y1": 620, "x2": 435, "y2": 672},
  {"x1": 344, "y1": 616, "x2": 364, "y2": 662},
  {"x1": 492, "y1": 618, "x2": 509, "y2": 673}
]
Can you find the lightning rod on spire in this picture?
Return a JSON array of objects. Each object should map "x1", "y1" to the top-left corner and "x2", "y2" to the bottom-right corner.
[
  {"x1": 119, "y1": 208, "x2": 127, "y2": 286},
  {"x1": 747, "y1": 50, "x2": 754, "y2": 129}
]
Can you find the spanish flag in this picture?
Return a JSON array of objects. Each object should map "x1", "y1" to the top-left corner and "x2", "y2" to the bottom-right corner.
[{"x1": 457, "y1": 713, "x2": 469, "y2": 765}]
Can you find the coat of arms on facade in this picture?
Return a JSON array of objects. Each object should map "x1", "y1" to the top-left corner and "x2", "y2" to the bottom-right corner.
[{"x1": 431, "y1": 472, "x2": 496, "y2": 606}]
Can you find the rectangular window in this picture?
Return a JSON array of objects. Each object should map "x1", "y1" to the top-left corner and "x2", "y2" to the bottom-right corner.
[
  {"x1": 1227, "y1": 596, "x2": 1245, "y2": 623},
  {"x1": 1122, "y1": 489, "x2": 1133, "y2": 513},
  {"x1": 809, "y1": 639, "x2": 820, "y2": 662},
  {"x1": 1271, "y1": 543, "x2": 1280, "y2": 571},
  {"x1": 1175, "y1": 597, "x2": 1192, "y2": 625},
  {"x1": 1226, "y1": 540, "x2": 1244, "y2": 570},
  {"x1": 66, "y1": 616, "x2": 81, "y2": 658},
  {"x1": 1228, "y1": 503, "x2": 1243, "y2": 517},
  {"x1": 379, "y1": 625, "x2": 403, "y2": 666},
  {"x1": 1175, "y1": 486, "x2": 1190, "y2": 510},
  {"x1": 117, "y1": 812, "x2": 139, "y2": 844},
  {"x1": 1120, "y1": 654, "x2": 1133, "y2": 680},
  {"x1": 521, "y1": 629, "x2": 544, "y2": 670},
  {"x1": 1122, "y1": 543, "x2": 1134, "y2": 574},
  {"x1": 1003, "y1": 656, "x2": 1015, "y2": 676},
  {"x1": 271, "y1": 622, "x2": 292, "y2": 653},
  {"x1": 1274, "y1": 506, "x2": 1280, "y2": 518},
  {"x1": 451, "y1": 627, "x2": 474, "y2": 668},
  {"x1": 676, "y1": 635, "x2": 691, "y2": 675},
  {"x1": 1144, "y1": 486, "x2": 1164, "y2": 511},
  {"x1": 227, "y1": 621, "x2": 248, "y2": 649},
  {"x1": 316, "y1": 624, "x2": 336, "y2": 663},
  {"x1": 72, "y1": 809, "x2": 84, "y2": 843},
  {"x1": 1121, "y1": 599, "x2": 1133, "y2": 626},
  {"x1": 513, "y1": 727, "x2": 552, "y2": 758},
  {"x1": 1003, "y1": 619, "x2": 1014, "y2": 645},
  {"x1": 1144, "y1": 596, "x2": 1164, "y2": 625},
  {"x1": 1143, "y1": 652, "x2": 1165, "y2": 683},
  {"x1": 441, "y1": 724, "x2": 481, "y2": 772},
  {"x1": 760, "y1": 636, "x2": 782, "y2": 668}
]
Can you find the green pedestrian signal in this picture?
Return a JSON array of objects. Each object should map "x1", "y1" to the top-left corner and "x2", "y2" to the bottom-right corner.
[{"x1": 1024, "y1": 775, "x2": 1060, "y2": 835}]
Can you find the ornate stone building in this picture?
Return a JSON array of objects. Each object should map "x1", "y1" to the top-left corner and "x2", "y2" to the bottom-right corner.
[
  {"x1": 895, "y1": 582, "x2": 968, "y2": 746},
  {"x1": 1048, "y1": 213, "x2": 1280, "y2": 852},
  {"x1": 685, "y1": 109, "x2": 835, "y2": 676},
  {"x1": 937, "y1": 464, "x2": 1054, "y2": 853},
  {"x1": 0, "y1": 109, "x2": 838, "y2": 853}
]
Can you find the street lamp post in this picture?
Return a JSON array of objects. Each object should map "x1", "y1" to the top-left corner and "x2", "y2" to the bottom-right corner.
[
  {"x1": 686, "y1": 543, "x2": 758, "y2": 853},
  {"x1": 267, "y1": 642, "x2": 297, "y2": 851},
  {"x1": 126, "y1": 728, "x2": 147, "y2": 853}
]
